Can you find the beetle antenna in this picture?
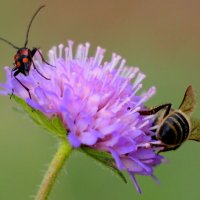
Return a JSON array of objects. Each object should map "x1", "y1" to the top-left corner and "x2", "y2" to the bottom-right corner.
[
  {"x1": 0, "y1": 38, "x2": 19, "y2": 49},
  {"x1": 24, "y1": 5, "x2": 45, "y2": 48}
]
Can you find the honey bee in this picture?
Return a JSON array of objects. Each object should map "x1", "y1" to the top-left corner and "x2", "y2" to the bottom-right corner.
[{"x1": 139, "y1": 85, "x2": 200, "y2": 152}]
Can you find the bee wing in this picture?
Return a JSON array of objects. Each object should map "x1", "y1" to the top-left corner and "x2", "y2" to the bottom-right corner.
[
  {"x1": 179, "y1": 85, "x2": 196, "y2": 115},
  {"x1": 189, "y1": 118, "x2": 200, "y2": 142}
]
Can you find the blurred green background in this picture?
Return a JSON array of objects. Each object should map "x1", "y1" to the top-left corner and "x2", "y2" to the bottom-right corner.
[{"x1": 0, "y1": 0, "x2": 200, "y2": 199}]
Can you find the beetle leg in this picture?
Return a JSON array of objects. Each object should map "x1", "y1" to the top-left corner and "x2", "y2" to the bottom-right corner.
[
  {"x1": 32, "y1": 60, "x2": 50, "y2": 80},
  {"x1": 10, "y1": 89, "x2": 14, "y2": 100},
  {"x1": 32, "y1": 48, "x2": 55, "y2": 67},
  {"x1": 13, "y1": 70, "x2": 31, "y2": 99},
  {"x1": 11, "y1": 65, "x2": 18, "y2": 78}
]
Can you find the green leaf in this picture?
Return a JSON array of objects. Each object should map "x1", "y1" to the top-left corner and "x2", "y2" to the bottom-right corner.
[
  {"x1": 12, "y1": 95, "x2": 67, "y2": 138},
  {"x1": 80, "y1": 146, "x2": 127, "y2": 184}
]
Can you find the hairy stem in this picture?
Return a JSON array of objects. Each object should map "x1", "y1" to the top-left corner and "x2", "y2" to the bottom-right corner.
[{"x1": 35, "y1": 139, "x2": 73, "y2": 200}]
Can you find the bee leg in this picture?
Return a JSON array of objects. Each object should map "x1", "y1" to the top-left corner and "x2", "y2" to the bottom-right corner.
[
  {"x1": 137, "y1": 140, "x2": 162, "y2": 149},
  {"x1": 158, "y1": 145, "x2": 181, "y2": 153},
  {"x1": 32, "y1": 60, "x2": 51, "y2": 80},
  {"x1": 138, "y1": 103, "x2": 172, "y2": 118},
  {"x1": 13, "y1": 70, "x2": 31, "y2": 99}
]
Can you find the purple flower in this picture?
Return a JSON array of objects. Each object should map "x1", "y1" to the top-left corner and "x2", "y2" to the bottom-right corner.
[{"x1": 0, "y1": 41, "x2": 164, "y2": 193}]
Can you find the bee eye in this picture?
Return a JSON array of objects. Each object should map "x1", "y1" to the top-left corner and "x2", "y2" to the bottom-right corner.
[{"x1": 22, "y1": 57, "x2": 29, "y2": 63}]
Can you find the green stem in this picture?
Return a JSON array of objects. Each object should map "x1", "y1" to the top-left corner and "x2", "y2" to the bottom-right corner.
[{"x1": 35, "y1": 138, "x2": 73, "y2": 200}]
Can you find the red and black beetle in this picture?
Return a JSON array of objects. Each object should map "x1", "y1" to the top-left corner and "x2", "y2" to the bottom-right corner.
[{"x1": 0, "y1": 5, "x2": 53, "y2": 98}]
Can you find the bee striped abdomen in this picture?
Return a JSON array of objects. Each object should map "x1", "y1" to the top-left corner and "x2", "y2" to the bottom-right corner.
[{"x1": 158, "y1": 111, "x2": 190, "y2": 145}]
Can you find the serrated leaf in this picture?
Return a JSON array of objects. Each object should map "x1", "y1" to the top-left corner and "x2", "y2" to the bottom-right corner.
[
  {"x1": 80, "y1": 146, "x2": 127, "y2": 184},
  {"x1": 12, "y1": 95, "x2": 67, "y2": 138}
]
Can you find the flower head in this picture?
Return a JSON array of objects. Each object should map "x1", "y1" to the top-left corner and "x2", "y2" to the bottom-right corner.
[{"x1": 0, "y1": 41, "x2": 164, "y2": 193}]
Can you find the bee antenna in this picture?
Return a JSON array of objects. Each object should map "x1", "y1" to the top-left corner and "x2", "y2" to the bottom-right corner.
[
  {"x1": 0, "y1": 37, "x2": 20, "y2": 49},
  {"x1": 24, "y1": 5, "x2": 45, "y2": 48}
]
